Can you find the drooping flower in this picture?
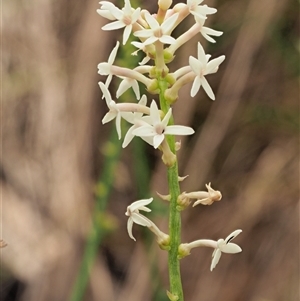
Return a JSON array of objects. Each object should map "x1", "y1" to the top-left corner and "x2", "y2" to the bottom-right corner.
[
  {"x1": 132, "y1": 100, "x2": 195, "y2": 149},
  {"x1": 97, "y1": 41, "x2": 120, "y2": 88},
  {"x1": 125, "y1": 198, "x2": 153, "y2": 241},
  {"x1": 189, "y1": 42, "x2": 225, "y2": 99},
  {"x1": 181, "y1": 182, "x2": 222, "y2": 207},
  {"x1": 125, "y1": 198, "x2": 169, "y2": 247},
  {"x1": 100, "y1": 0, "x2": 141, "y2": 45},
  {"x1": 211, "y1": 229, "x2": 242, "y2": 271},
  {"x1": 134, "y1": 12, "x2": 179, "y2": 46}
]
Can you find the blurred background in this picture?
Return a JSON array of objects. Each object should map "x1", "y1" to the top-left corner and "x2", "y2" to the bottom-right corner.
[{"x1": 1, "y1": 0, "x2": 299, "y2": 300}]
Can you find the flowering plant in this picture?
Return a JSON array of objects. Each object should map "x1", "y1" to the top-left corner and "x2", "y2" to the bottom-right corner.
[{"x1": 97, "y1": 0, "x2": 242, "y2": 300}]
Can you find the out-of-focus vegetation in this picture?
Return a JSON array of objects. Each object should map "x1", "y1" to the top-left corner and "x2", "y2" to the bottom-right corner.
[{"x1": 1, "y1": 0, "x2": 299, "y2": 301}]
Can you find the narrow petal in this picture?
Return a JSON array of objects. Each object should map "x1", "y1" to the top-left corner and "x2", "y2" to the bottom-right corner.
[
  {"x1": 129, "y1": 198, "x2": 153, "y2": 212},
  {"x1": 161, "y1": 108, "x2": 172, "y2": 127},
  {"x1": 205, "y1": 55, "x2": 225, "y2": 74},
  {"x1": 161, "y1": 13, "x2": 179, "y2": 33},
  {"x1": 164, "y1": 125, "x2": 195, "y2": 136},
  {"x1": 200, "y1": 76, "x2": 215, "y2": 100},
  {"x1": 189, "y1": 56, "x2": 203, "y2": 75},
  {"x1": 143, "y1": 36, "x2": 159, "y2": 46},
  {"x1": 131, "y1": 212, "x2": 152, "y2": 227},
  {"x1": 221, "y1": 243, "x2": 242, "y2": 254},
  {"x1": 108, "y1": 41, "x2": 120, "y2": 64},
  {"x1": 99, "y1": 82, "x2": 112, "y2": 105},
  {"x1": 197, "y1": 42, "x2": 207, "y2": 64},
  {"x1": 127, "y1": 218, "x2": 136, "y2": 241},
  {"x1": 123, "y1": 24, "x2": 132, "y2": 45},
  {"x1": 159, "y1": 35, "x2": 176, "y2": 45},
  {"x1": 122, "y1": 126, "x2": 135, "y2": 148},
  {"x1": 210, "y1": 249, "x2": 221, "y2": 271},
  {"x1": 190, "y1": 76, "x2": 201, "y2": 97},
  {"x1": 144, "y1": 12, "x2": 159, "y2": 29},
  {"x1": 115, "y1": 113, "x2": 122, "y2": 139},
  {"x1": 225, "y1": 229, "x2": 243, "y2": 243},
  {"x1": 102, "y1": 112, "x2": 116, "y2": 124},
  {"x1": 153, "y1": 134, "x2": 165, "y2": 148},
  {"x1": 102, "y1": 20, "x2": 125, "y2": 31},
  {"x1": 150, "y1": 100, "x2": 161, "y2": 125},
  {"x1": 133, "y1": 124, "x2": 156, "y2": 137}
]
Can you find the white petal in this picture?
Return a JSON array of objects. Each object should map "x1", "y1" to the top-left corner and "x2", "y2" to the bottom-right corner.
[
  {"x1": 102, "y1": 20, "x2": 125, "y2": 31},
  {"x1": 190, "y1": 76, "x2": 201, "y2": 97},
  {"x1": 220, "y1": 242, "x2": 242, "y2": 254},
  {"x1": 150, "y1": 100, "x2": 161, "y2": 125},
  {"x1": 200, "y1": 76, "x2": 215, "y2": 100},
  {"x1": 153, "y1": 134, "x2": 164, "y2": 148},
  {"x1": 115, "y1": 113, "x2": 122, "y2": 139},
  {"x1": 164, "y1": 125, "x2": 195, "y2": 136},
  {"x1": 108, "y1": 41, "x2": 120, "y2": 64},
  {"x1": 99, "y1": 82, "x2": 112, "y2": 105},
  {"x1": 133, "y1": 124, "x2": 156, "y2": 137},
  {"x1": 102, "y1": 111, "x2": 116, "y2": 124},
  {"x1": 143, "y1": 36, "x2": 159, "y2": 46},
  {"x1": 225, "y1": 229, "x2": 242, "y2": 243},
  {"x1": 161, "y1": 108, "x2": 172, "y2": 127},
  {"x1": 159, "y1": 35, "x2": 176, "y2": 45},
  {"x1": 197, "y1": 42, "x2": 206, "y2": 63},
  {"x1": 210, "y1": 249, "x2": 221, "y2": 271},
  {"x1": 131, "y1": 212, "x2": 152, "y2": 227},
  {"x1": 127, "y1": 218, "x2": 136, "y2": 241},
  {"x1": 97, "y1": 62, "x2": 110, "y2": 75},
  {"x1": 205, "y1": 55, "x2": 225, "y2": 75},
  {"x1": 161, "y1": 13, "x2": 179, "y2": 33},
  {"x1": 123, "y1": 25, "x2": 132, "y2": 45},
  {"x1": 122, "y1": 125, "x2": 135, "y2": 148},
  {"x1": 144, "y1": 12, "x2": 159, "y2": 29},
  {"x1": 202, "y1": 26, "x2": 223, "y2": 37},
  {"x1": 128, "y1": 198, "x2": 153, "y2": 212},
  {"x1": 189, "y1": 56, "x2": 203, "y2": 74}
]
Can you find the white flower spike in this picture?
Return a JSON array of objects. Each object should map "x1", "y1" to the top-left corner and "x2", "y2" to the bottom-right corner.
[
  {"x1": 189, "y1": 42, "x2": 225, "y2": 100},
  {"x1": 211, "y1": 229, "x2": 242, "y2": 271},
  {"x1": 132, "y1": 100, "x2": 194, "y2": 149}
]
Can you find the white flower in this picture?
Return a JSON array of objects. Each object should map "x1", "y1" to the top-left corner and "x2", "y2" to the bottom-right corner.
[
  {"x1": 98, "y1": 41, "x2": 120, "y2": 88},
  {"x1": 97, "y1": 1, "x2": 118, "y2": 20},
  {"x1": 132, "y1": 100, "x2": 194, "y2": 149},
  {"x1": 195, "y1": 16, "x2": 223, "y2": 43},
  {"x1": 125, "y1": 198, "x2": 153, "y2": 241},
  {"x1": 189, "y1": 42, "x2": 225, "y2": 100},
  {"x1": 183, "y1": 182, "x2": 222, "y2": 207},
  {"x1": 187, "y1": 0, "x2": 217, "y2": 20},
  {"x1": 134, "y1": 12, "x2": 178, "y2": 46},
  {"x1": 100, "y1": 0, "x2": 141, "y2": 45},
  {"x1": 99, "y1": 82, "x2": 123, "y2": 139},
  {"x1": 211, "y1": 230, "x2": 242, "y2": 271}
]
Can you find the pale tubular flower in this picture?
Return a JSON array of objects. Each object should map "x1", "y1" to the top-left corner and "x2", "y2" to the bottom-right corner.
[
  {"x1": 97, "y1": 41, "x2": 120, "y2": 89},
  {"x1": 132, "y1": 100, "x2": 195, "y2": 149},
  {"x1": 116, "y1": 77, "x2": 140, "y2": 100},
  {"x1": 125, "y1": 198, "x2": 169, "y2": 246},
  {"x1": 183, "y1": 182, "x2": 222, "y2": 207},
  {"x1": 100, "y1": 0, "x2": 141, "y2": 45},
  {"x1": 134, "y1": 11, "x2": 179, "y2": 46},
  {"x1": 178, "y1": 229, "x2": 242, "y2": 271},
  {"x1": 211, "y1": 230, "x2": 242, "y2": 271},
  {"x1": 186, "y1": 0, "x2": 217, "y2": 20},
  {"x1": 189, "y1": 42, "x2": 225, "y2": 100}
]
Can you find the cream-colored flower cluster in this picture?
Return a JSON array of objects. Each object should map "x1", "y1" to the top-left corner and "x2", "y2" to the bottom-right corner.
[{"x1": 97, "y1": 0, "x2": 241, "y2": 272}]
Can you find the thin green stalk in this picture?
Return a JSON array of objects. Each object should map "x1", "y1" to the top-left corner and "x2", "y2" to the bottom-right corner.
[{"x1": 159, "y1": 80, "x2": 184, "y2": 301}]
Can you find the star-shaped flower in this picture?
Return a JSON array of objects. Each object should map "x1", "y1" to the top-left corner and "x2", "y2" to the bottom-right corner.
[
  {"x1": 189, "y1": 42, "x2": 225, "y2": 100},
  {"x1": 132, "y1": 100, "x2": 194, "y2": 149},
  {"x1": 134, "y1": 12, "x2": 178, "y2": 46},
  {"x1": 99, "y1": 82, "x2": 125, "y2": 139},
  {"x1": 125, "y1": 198, "x2": 153, "y2": 241},
  {"x1": 211, "y1": 229, "x2": 242, "y2": 271},
  {"x1": 98, "y1": 41, "x2": 120, "y2": 88},
  {"x1": 100, "y1": 0, "x2": 141, "y2": 45}
]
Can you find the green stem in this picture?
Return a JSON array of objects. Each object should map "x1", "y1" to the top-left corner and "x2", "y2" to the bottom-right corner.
[{"x1": 158, "y1": 80, "x2": 184, "y2": 301}]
